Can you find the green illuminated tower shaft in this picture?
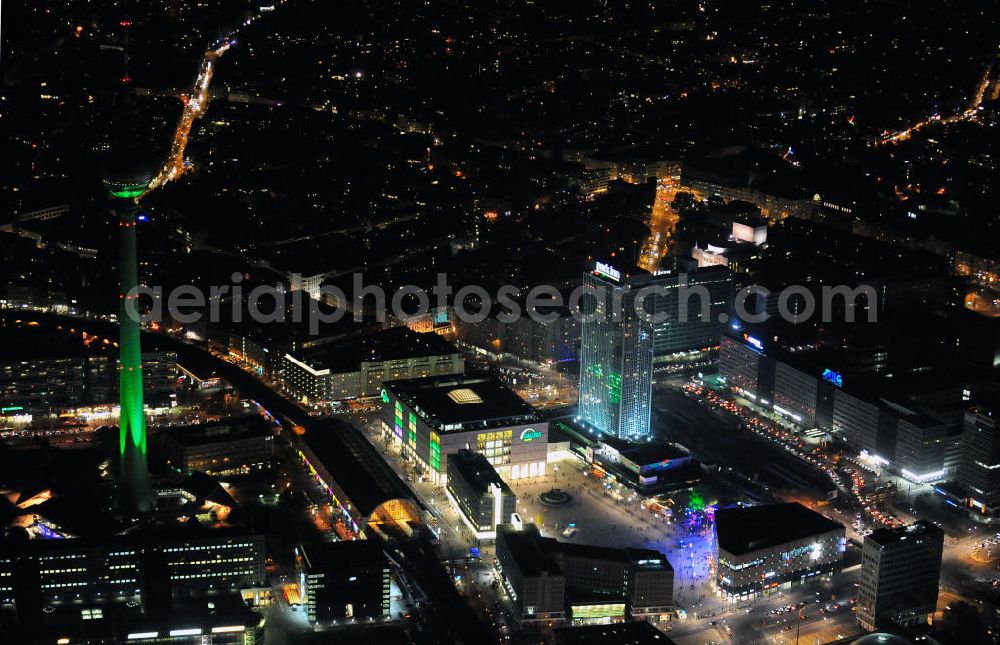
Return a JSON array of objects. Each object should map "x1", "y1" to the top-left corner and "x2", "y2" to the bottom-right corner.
[
  {"x1": 115, "y1": 193, "x2": 153, "y2": 514},
  {"x1": 104, "y1": 6, "x2": 154, "y2": 516}
]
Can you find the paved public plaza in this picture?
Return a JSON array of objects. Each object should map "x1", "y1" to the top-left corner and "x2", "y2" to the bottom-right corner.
[{"x1": 350, "y1": 410, "x2": 872, "y2": 644}]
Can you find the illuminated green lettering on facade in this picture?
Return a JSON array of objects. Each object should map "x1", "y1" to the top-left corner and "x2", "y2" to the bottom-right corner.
[
  {"x1": 520, "y1": 429, "x2": 543, "y2": 442},
  {"x1": 781, "y1": 544, "x2": 816, "y2": 560}
]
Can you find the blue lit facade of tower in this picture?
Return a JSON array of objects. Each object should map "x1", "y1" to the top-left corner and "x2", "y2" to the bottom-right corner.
[{"x1": 577, "y1": 263, "x2": 654, "y2": 440}]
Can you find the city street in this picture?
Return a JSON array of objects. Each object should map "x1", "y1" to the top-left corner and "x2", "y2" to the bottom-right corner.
[{"x1": 667, "y1": 575, "x2": 860, "y2": 645}]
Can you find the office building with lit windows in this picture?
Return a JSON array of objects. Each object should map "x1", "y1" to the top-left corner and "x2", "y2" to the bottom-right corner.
[
  {"x1": 830, "y1": 383, "x2": 954, "y2": 484},
  {"x1": 646, "y1": 266, "x2": 733, "y2": 357},
  {"x1": 714, "y1": 503, "x2": 845, "y2": 600},
  {"x1": 578, "y1": 262, "x2": 654, "y2": 440},
  {"x1": 0, "y1": 591, "x2": 263, "y2": 645},
  {"x1": 720, "y1": 328, "x2": 945, "y2": 475},
  {"x1": 298, "y1": 540, "x2": 391, "y2": 623},
  {"x1": 0, "y1": 530, "x2": 265, "y2": 639},
  {"x1": 453, "y1": 303, "x2": 580, "y2": 365},
  {"x1": 380, "y1": 373, "x2": 548, "y2": 484},
  {"x1": 719, "y1": 325, "x2": 964, "y2": 484},
  {"x1": 959, "y1": 406, "x2": 1000, "y2": 517},
  {"x1": 495, "y1": 522, "x2": 673, "y2": 626},
  {"x1": 496, "y1": 522, "x2": 567, "y2": 627},
  {"x1": 159, "y1": 415, "x2": 274, "y2": 475},
  {"x1": 719, "y1": 328, "x2": 771, "y2": 401},
  {"x1": 0, "y1": 322, "x2": 178, "y2": 414},
  {"x1": 857, "y1": 521, "x2": 943, "y2": 631},
  {"x1": 720, "y1": 328, "x2": 840, "y2": 430},
  {"x1": 283, "y1": 326, "x2": 463, "y2": 403},
  {"x1": 446, "y1": 449, "x2": 517, "y2": 539}
]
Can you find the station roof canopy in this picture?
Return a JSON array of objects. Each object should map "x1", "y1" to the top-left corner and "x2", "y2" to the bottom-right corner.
[{"x1": 300, "y1": 418, "x2": 422, "y2": 519}]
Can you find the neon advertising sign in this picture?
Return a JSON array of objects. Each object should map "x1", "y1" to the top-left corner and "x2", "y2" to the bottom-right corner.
[
  {"x1": 595, "y1": 262, "x2": 621, "y2": 282},
  {"x1": 520, "y1": 429, "x2": 543, "y2": 442}
]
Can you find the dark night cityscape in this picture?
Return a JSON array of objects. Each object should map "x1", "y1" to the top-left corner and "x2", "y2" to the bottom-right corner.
[{"x1": 2, "y1": 0, "x2": 1000, "y2": 643}]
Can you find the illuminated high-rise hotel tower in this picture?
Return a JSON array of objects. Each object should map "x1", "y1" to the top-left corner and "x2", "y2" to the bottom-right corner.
[{"x1": 577, "y1": 262, "x2": 654, "y2": 440}]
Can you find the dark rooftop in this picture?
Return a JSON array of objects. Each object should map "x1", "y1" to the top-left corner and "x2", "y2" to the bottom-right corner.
[
  {"x1": 8, "y1": 591, "x2": 257, "y2": 644},
  {"x1": 558, "y1": 540, "x2": 630, "y2": 563},
  {"x1": 385, "y1": 373, "x2": 538, "y2": 430},
  {"x1": 0, "y1": 526, "x2": 263, "y2": 554},
  {"x1": 182, "y1": 471, "x2": 239, "y2": 507},
  {"x1": 565, "y1": 589, "x2": 629, "y2": 605},
  {"x1": 299, "y1": 538, "x2": 388, "y2": 572},
  {"x1": 161, "y1": 414, "x2": 273, "y2": 447},
  {"x1": 552, "y1": 621, "x2": 676, "y2": 645},
  {"x1": 866, "y1": 520, "x2": 944, "y2": 548},
  {"x1": 292, "y1": 326, "x2": 459, "y2": 372},
  {"x1": 288, "y1": 624, "x2": 410, "y2": 644},
  {"x1": 601, "y1": 436, "x2": 690, "y2": 465},
  {"x1": 0, "y1": 321, "x2": 115, "y2": 362},
  {"x1": 497, "y1": 523, "x2": 673, "y2": 578},
  {"x1": 216, "y1": 291, "x2": 378, "y2": 347},
  {"x1": 447, "y1": 449, "x2": 513, "y2": 496},
  {"x1": 714, "y1": 503, "x2": 844, "y2": 556},
  {"x1": 625, "y1": 547, "x2": 673, "y2": 570},
  {"x1": 497, "y1": 523, "x2": 563, "y2": 578}
]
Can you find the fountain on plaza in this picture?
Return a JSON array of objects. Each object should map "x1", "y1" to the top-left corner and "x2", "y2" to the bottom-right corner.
[{"x1": 539, "y1": 488, "x2": 573, "y2": 506}]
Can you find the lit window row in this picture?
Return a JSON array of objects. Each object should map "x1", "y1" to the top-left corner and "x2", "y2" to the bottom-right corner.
[
  {"x1": 41, "y1": 581, "x2": 89, "y2": 589},
  {"x1": 40, "y1": 567, "x2": 89, "y2": 575},
  {"x1": 169, "y1": 557, "x2": 256, "y2": 566},
  {"x1": 171, "y1": 569, "x2": 255, "y2": 579},
  {"x1": 39, "y1": 554, "x2": 86, "y2": 561},
  {"x1": 162, "y1": 543, "x2": 256, "y2": 552}
]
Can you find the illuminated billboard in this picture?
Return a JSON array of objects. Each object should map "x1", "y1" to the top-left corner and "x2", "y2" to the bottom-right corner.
[{"x1": 594, "y1": 261, "x2": 621, "y2": 282}]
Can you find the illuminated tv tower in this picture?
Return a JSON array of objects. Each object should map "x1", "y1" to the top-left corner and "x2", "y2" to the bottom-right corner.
[
  {"x1": 103, "y1": 166, "x2": 155, "y2": 515},
  {"x1": 102, "y1": 9, "x2": 154, "y2": 515}
]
